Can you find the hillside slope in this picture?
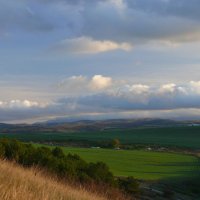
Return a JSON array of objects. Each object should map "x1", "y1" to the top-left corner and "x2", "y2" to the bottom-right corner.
[{"x1": 0, "y1": 159, "x2": 107, "y2": 200}]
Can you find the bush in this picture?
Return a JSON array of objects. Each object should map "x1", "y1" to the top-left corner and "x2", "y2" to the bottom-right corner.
[
  {"x1": 0, "y1": 139, "x2": 115, "y2": 185},
  {"x1": 86, "y1": 162, "x2": 115, "y2": 185},
  {"x1": 0, "y1": 139, "x2": 23, "y2": 161},
  {"x1": 118, "y1": 177, "x2": 140, "y2": 195},
  {"x1": 52, "y1": 147, "x2": 65, "y2": 159},
  {"x1": 0, "y1": 143, "x2": 5, "y2": 158},
  {"x1": 18, "y1": 143, "x2": 36, "y2": 166},
  {"x1": 110, "y1": 139, "x2": 120, "y2": 149}
]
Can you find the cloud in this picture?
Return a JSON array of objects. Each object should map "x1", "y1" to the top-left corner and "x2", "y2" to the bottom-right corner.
[
  {"x1": 190, "y1": 81, "x2": 200, "y2": 94},
  {"x1": 66, "y1": 82, "x2": 200, "y2": 112},
  {"x1": 2, "y1": 1, "x2": 200, "y2": 122},
  {"x1": 52, "y1": 37, "x2": 132, "y2": 54},
  {"x1": 3, "y1": 80, "x2": 200, "y2": 122},
  {"x1": 55, "y1": 77, "x2": 200, "y2": 112},
  {"x1": 56, "y1": 79, "x2": 200, "y2": 111},
  {"x1": 57, "y1": 76, "x2": 200, "y2": 103},
  {"x1": 36, "y1": 0, "x2": 200, "y2": 23},
  {"x1": 89, "y1": 75, "x2": 112, "y2": 90},
  {"x1": 129, "y1": 84, "x2": 150, "y2": 94},
  {"x1": 83, "y1": 3, "x2": 200, "y2": 44},
  {"x1": 159, "y1": 83, "x2": 176, "y2": 93},
  {"x1": 126, "y1": 0, "x2": 200, "y2": 21},
  {"x1": 57, "y1": 75, "x2": 88, "y2": 93},
  {"x1": 57, "y1": 75, "x2": 113, "y2": 93},
  {"x1": 0, "y1": 100, "x2": 41, "y2": 109},
  {"x1": 0, "y1": 99, "x2": 51, "y2": 122},
  {"x1": 2, "y1": 0, "x2": 200, "y2": 45}
]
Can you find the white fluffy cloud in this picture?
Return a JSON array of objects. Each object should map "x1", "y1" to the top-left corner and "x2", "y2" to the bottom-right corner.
[
  {"x1": 159, "y1": 83, "x2": 176, "y2": 93},
  {"x1": 129, "y1": 84, "x2": 150, "y2": 94},
  {"x1": 58, "y1": 75, "x2": 113, "y2": 93},
  {"x1": 58, "y1": 76, "x2": 200, "y2": 98},
  {"x1": 190, "y1": 81, "x2": 200, "y2": 94},
  {"x1": 90, "y1": 75, "x2": 112, "y2": 90},
  {"x1": 0, "y1": 100, "x2": 41, "y2": 109},
  {"x1": 0, "y1": 99, "x2": 51, "y2": 123},
  {"x1": 56, "y1": 77, "x2": 200, "y2": 111},
  {"x1": 52, "y1": 37, "x2": 132, "y2": 54}
]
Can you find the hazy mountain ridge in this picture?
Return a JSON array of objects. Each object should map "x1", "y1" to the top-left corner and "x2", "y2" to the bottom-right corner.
[{"x1": 0, "y1": 118, "x2": 197, "y2": 133}]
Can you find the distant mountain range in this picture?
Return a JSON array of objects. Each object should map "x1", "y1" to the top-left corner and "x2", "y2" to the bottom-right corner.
[{"x1": 1, "y1": 118, "x2": 200, "y2": 133}]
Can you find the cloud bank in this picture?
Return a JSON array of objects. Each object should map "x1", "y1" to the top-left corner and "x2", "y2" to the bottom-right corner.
[{"x1": 2, "y1": 77, "x2": 200, "y2": 122}]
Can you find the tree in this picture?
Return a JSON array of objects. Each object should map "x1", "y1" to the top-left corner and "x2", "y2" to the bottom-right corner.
[
  {"x1": 111, "y1": 138, "x2": 120, "y2": 149},
  {"x1": 52, "y1": 147, "x2": 65, "y2": 159}
]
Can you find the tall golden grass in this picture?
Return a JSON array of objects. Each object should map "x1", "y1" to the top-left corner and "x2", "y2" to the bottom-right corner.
[{"x1": 0, "y1": 159, "x2": 108, "y2": 200}]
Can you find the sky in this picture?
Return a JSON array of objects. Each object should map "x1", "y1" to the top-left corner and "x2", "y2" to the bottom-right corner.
[{"x1": 1, "y1": 0, "x2": 200, "y2": 123}]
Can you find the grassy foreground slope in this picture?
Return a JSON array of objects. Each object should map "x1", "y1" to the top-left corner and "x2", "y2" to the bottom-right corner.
[
  {"x1": 0, "y1": 160, "x2": 106, "y2": 200},
  {"x1": 35, "y1": 145, "x2": 200, "y2": 180}
]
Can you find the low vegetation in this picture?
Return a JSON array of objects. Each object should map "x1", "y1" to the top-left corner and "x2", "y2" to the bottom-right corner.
[
  {"x1": 34, "y1": 144, "x2": 199, "y2": 180},
  {"x1": 0, "y1": 139, "x2": 139, "y2": 199},
  {"x1": 0, "y1": 159, "x2": 108, "y2": 200}
]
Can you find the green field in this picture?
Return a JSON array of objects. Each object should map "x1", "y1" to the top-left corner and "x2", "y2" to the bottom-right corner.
[
  {"x1": 1, "y1": 125, "x2": 200, "y2": 180},
  {"x1": 1, "y1": 126, "x2": 200, "y2": 149},
  {"x1": 35, "y1": 144, "x2": 200, "y2": 180}
]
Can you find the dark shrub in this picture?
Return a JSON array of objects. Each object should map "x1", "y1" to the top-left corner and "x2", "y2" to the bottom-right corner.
[
  {"x1": 52, "y1": 147, "x2": 65, "y2": 159},
  {"x1": 118, "y1": 177, "x2": 140, "y2": 195},
  {"x1": 111, "y1": 139, "x2": 120, "y2": 148},
  {"x1": 0, "y1": 143, "x2": 5, "y2": 158},
  {"x1": 1, "y1": 139, "x2": 23, "y2": 161},
  {"x1": 0, "y1": 139, "x2": 125, "y2": 191},
  {"x1": 18, "y1": 143, "x2": 36, "y2": 166},
  {"x1": 86, "y1": 162, "x2": 115, "y2": 185}
]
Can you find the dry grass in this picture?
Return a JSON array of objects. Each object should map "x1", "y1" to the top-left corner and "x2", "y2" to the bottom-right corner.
[{"x1": 0, "y1": 159, "x2": 108, "y2": 200}]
